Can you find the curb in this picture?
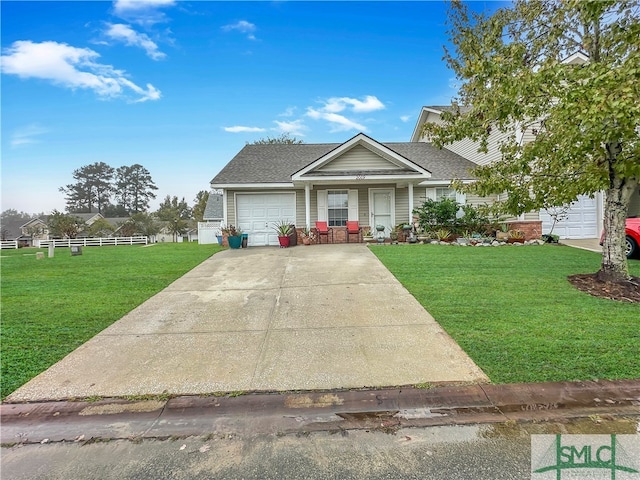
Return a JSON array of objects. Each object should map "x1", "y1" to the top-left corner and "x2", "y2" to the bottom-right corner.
[{"x1": 2, "y1": 380, "x2": 639, "y2": 444}]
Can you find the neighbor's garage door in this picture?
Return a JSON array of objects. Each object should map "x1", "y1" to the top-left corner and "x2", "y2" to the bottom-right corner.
[
  {"x1": 540, "y1": 194, "x2": 598, "y2": 239},
  {"x1": 236, "y1": 193, "x2": 296, "y2": 246}
]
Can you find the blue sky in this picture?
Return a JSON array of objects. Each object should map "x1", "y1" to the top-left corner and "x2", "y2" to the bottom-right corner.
[{"x1": 1, "y1": 1, "x2": 501, "y2": 214}]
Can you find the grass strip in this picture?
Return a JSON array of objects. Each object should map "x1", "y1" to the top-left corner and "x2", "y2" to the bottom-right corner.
[
  {"x1": 371, "y1": 244, "x2": 640, "y2": 384},
  {"x1": 1, "y1": 243, "x2": 220, "y2": 398}
]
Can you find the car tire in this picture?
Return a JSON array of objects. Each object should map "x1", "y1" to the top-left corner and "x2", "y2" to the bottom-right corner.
[{"x1": 626, "y1": 235, "x2": 637, "y2": 258}]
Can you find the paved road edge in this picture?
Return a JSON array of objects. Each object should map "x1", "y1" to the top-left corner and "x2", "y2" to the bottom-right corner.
[{"x1": 2, "y1": 379, "x2": 639, "y2": 445}]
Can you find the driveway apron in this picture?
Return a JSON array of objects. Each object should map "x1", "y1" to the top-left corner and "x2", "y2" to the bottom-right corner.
[{"x1": 7, "y1": 245, "x2": 488, "y2": 401}]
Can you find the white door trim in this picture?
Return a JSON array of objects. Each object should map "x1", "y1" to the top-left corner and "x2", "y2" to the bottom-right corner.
[{"x1": 369, "y1": 188, "x2": 395, "y2": 235}]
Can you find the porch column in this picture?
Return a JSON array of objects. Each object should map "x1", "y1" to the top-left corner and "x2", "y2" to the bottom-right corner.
[
  {"x1": 408, "y1": 183, "x2": 414, "y2": 221},
  {"x1": 305, "y1": 183, "x2": 311, "y2": 228}
]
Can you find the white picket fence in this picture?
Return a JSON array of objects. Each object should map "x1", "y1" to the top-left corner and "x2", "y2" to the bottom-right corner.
[
  {"x1": 39, "y1": 236, "x2": 148, "y2": 248},
  {"x1": 1, "y1": 240, "x2": 18, "y2": 249}
]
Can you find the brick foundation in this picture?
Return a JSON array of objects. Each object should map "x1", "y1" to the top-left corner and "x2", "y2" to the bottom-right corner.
[{"x1": 506, "y1": 221, "x2": 542, "y2": 241}]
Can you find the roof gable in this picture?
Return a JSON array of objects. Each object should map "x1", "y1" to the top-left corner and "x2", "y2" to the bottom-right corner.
[{"x1": 292, "y1": 133, "x2": 430, "y2": 181}]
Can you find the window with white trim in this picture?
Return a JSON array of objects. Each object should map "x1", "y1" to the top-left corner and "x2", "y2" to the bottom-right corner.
[
  {"x1": 327, "y1": 190, "x2": 348, "y2": 226},
  {"x1": 435, "y1": 187, "x2": 457, "y2": 201}
]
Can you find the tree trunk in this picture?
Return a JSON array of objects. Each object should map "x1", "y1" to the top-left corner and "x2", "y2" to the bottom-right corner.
[{"x1": 597, "y1": 174, "x2": 637, "y2": 283}]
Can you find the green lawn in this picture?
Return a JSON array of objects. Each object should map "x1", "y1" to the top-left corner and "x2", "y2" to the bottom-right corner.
[
  {"x1": 371, "y1": 244, "x2": 640, "y2": 384},
  {"x1": 1, "y1": 243, "x2": 221, "y2": 399}
]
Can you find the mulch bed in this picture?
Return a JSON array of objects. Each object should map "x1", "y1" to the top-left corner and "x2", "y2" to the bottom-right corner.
[{"x1": 568, "y1": 273, "x2": 640, "y2": 303}]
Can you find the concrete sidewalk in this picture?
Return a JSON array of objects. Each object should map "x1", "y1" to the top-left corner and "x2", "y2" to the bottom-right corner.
[
  {"x1": 7, "y1": 244, "x2": 487, "y2": 402},
  {"x1": 560, "y1": 238, "x2": 602, "y2": 253}
]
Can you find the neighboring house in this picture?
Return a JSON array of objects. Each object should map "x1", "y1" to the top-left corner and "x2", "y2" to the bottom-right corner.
[
  {"x1": 198, "y1": 192, "x2": 224, "y2": 245},
  {"x1": 210, "y1": 132, "x2": 490, "y2": 246},
  {"x1": 410, "y1": 52, "x2": 640, "y2": 240},
  {"x1": 0, "y1": 217, "x2": 49, "y2": 247},
  {"x1": 412, "y1": 105, "x2": 640, "y2": 239}
]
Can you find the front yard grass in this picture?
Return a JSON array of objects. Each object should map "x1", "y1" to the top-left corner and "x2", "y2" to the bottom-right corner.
[
  {"x1": 371, "y1": 244, "x2": 640, "y2": 384},
  {"x1": 1, "y1": 243, "x2": 221, "y2": 399}
]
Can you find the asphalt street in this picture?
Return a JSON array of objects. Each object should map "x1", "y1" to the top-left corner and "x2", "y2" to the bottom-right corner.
[{"x1": 3, "y1": 416, "x2": 639, "y2": 480}]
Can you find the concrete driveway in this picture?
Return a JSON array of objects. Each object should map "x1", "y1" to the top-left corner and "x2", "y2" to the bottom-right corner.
[{"x1": 7, "y1": 245, "x2": 487, "y2": 402}]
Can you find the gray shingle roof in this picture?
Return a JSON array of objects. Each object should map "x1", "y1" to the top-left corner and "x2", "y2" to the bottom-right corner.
[
  {"x1": 203, "y1": 193, "x2": 223, "y2": 220},
  {"x1": 211, "y1": 141, "x2": 477, "y2": 185}
]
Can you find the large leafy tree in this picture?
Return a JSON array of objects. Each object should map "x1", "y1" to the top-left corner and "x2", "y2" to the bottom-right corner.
[
  {"x1": 87, "y1": 218, "x2": 115, "y2": 237},
  {"x1": 156, "y1": 195, "x2": 192, "y2": 241},
  {"x1": 60, "y1": 162, "x2": 115, "y2": 214},
  {"x1": 192, "y1": 190, "x2": 210, "y2": 222},
  {"x1": 117, "y1": 212, "x2": 160, "y2": 238},
  {"x1": 424, "y1": 0, "x2": 640, "y2": 284},
  {"x1": 114, "y1": 164, "x2": 158, "y2": 214},
  {"x1": 47, "y1": 210, "x2": 85, "y2": 238}
]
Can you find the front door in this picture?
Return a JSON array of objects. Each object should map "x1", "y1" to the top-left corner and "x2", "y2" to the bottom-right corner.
[{"x1": 369, "y1": 188, "x2": 394, "y2": 236}]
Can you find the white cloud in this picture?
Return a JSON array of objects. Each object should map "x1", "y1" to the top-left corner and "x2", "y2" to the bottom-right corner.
[
  {"x1": 400, "y1": 115, "x2": 411, "y2": 123},
  {"x1": 221, "y1": 20, "x2": 257, "y2": 40},
  {"x1": 305, "y1": 95, "x2": 383, "y2": 133},
  {"x1": 306, "y1": 108, "x2": 367, "y2": 133},
  {"x1": 224, "y1": 126, "x2": 266, "y2": 133},
  {"x1": 1, "y1": 40, "x2": 161, "y2": 102},
  {"x1": 105, "y1": 23, "x2": 166, "y2": 60},
  {"x1": 278, "y1": 107, "x2": 297, "y2": 117},
  {"x1": 323, "y1": 95, "x2": 385, "y2": 113},
  {"x1": 113, "y1": 0, "x2": 175, "y2": 26},
  {"x1": 113, "y1": 0, "x2": 176, "y2": 26},
  {"x1": 273, "y1": 120, "x2": 307, "y2": 136},
  {"x1": 11, "y1": 124, "x2": 49, "y2": 148}
]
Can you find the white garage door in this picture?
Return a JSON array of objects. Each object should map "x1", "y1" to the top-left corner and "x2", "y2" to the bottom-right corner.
[
  {"x1": 236, "y1": 193, "x2": 296, "y2": 246},
  {"x1": 540, "y1": 195, "x2": 598, "y2": 239}
]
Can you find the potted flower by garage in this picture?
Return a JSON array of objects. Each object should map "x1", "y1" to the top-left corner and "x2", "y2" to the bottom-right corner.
[
  {"x1": 223, "y1": 225, "x2": 243, "y2": 249},
  {"x1": 300, "y1": 227, "x2": 315, "y2": 245},
  {"x1": 272, "y1": 220, "x2": 293, "y2": 248}
]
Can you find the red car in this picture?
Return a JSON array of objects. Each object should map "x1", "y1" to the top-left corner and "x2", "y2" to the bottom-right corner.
[{"x1": 600, "y1": 218, "x2": 640, "y2": 258}]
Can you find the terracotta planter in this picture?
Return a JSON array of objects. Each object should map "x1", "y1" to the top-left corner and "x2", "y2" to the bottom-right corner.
[{"x1": 302, "y1": 237, "x2": 311, "y2": 245}]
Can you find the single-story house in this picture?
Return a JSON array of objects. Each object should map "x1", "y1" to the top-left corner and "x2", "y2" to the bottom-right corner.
[
  {"x1": 210, "y1": 133, "x2": 493, "y2": 246},
  {"x1": 411, "y1": 105, "x2": 640, "y2": 239}
]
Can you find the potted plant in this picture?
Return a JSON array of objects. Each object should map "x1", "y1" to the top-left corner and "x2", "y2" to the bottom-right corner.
[
  {"x1": 223, "y1": 225, "x2": 243, "y2": 249},
  {"x1": 362, "y1": 227, "x2": 375, "y2": 243},
  {"x1": 435, "y1": 228, "x2": 452, "y2": 242},
  {"x1": 507, "y1": 229, "x2": 525, "y2": 244},
  {"x1": 496, "y1": 223, "x2": 510, "y2": 241},
  {"x1": 300, "y1": 227, "x2": 315, "y2": 245},
  {"x1": 272, "y1": 220, "x2": 292, "y2": 247}
]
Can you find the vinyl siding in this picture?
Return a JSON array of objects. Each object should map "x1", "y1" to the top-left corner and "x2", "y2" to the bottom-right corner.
[
  {"x1": 419, "y1": 114, "x2": 541, "y2": 168},
  {"x1": 465, "y1": 193, "x2": 498, "y2": 208},
  {"x1": 318, "y1": 145, "x2": 398, "y2": 171}
]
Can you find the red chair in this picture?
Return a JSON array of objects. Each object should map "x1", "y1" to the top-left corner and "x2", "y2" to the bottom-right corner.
[
  {"x1": 315, "y1": 221, "x2": 333, "y2": 244},
  {"x1": 346, "y1": 221, "x2": 361, "y2": 243}
]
